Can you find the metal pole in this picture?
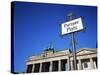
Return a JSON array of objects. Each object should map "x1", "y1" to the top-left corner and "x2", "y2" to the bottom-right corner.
[
  {"x1": 67, "y1": 13, "x2": 77, "y2": 70},
  {"x1": 71, "y1": 32, "x2": 77, "y2": 70}
]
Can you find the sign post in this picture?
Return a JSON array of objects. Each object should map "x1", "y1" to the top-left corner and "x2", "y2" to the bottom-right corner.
[
  {"x1": 61, "y1": 13, "x2": 83, "y2": 70},
  {"x1": 71, "y1": 32, "x2": 77, "y2": 70}
]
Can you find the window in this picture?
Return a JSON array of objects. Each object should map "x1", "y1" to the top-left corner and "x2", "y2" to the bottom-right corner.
[
  {"x1": 84, "y1": 62, "x2": 88, "y2": 68},
  {"x1": 26, "y1": 64, "x2": 33, "y2": 73}
]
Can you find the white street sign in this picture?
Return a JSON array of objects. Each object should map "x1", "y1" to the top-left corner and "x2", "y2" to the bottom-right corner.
[{"x1": 61, "y1": 17, "x2": 83, "y2": 35}]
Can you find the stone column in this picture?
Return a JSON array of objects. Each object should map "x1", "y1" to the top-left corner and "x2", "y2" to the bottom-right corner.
[
  {"x1": 32, "y1": 64, "x2": 35, "y2": 72},
  {"x1": 90, "y1": 58, "x2": 95, "y2": 69},
  {"x1": 49, "y1": 61, "x2": 52, "y2": 72},
  {"x1": 58, "y1": 60, "x2": 61, "y2": 71},
  {"x1": 67, "y1": 58, "x2": 70, "y2": 71},
  {"x1": 39, "y1": 63, "x2": 42, "y2": 72},
  {"x1": 93, "y1": 61, "x2": 97, "y2": 69},
  {"x1": 70, "y1": 60, "x2": 74, "y2": 70},
  {"x1": 25, "y1": 65, "x2": 28, "y2": 73},
  {"x1": 78, "y1": 59, "x2": 82, "y2": 70}
]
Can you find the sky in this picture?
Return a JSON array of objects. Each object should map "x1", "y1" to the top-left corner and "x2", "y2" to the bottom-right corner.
[{"x1": 12, "y1": 1, "x2": 97, "y2": 73}]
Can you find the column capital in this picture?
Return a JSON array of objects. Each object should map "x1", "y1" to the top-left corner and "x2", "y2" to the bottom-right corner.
[{"x1": 90, "y1": 58, "x2": 93, "y2": 61}]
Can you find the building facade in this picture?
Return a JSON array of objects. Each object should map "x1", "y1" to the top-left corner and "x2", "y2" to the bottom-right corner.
[{"x1": 26, "y1": 48, "x2": 97, "y2": 73}]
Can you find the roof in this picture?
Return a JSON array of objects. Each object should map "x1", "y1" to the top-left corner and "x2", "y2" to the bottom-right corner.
[
  {"x1": 77, "y1": 48, "x2": 97, "y2": 53},
  {"x1": 27, "y1": 48, "x2": 97, "y2": 61},
  {"x1": 76, "y1": 48, "x2": 97, "y2": 55}
]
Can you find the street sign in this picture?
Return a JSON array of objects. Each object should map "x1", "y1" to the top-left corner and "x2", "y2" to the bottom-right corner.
[{"x1": 61, "y1": 17, "x2": 83, "y2": 35}]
